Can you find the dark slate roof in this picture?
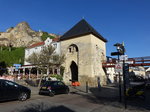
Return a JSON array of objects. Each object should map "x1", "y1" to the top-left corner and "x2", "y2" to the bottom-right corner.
[{"x1": 60, "y1": 19, "x2": 107, "y2": 42}]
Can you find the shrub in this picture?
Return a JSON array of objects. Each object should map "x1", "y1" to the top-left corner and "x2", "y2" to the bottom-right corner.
[
  {"x1": 41, "y1": 32, "x2": 55, "y2": 41},
  {"x1": 50, "y1": 74, "x2": 63, "y2": 81},
  {"x1": 0, "y1": 47, "x2": 25, "y2": 66}
]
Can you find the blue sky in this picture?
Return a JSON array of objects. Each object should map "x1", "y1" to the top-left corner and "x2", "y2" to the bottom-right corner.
[{"x1": 0, "y1": 0, "x2": 150, "y2": 58}]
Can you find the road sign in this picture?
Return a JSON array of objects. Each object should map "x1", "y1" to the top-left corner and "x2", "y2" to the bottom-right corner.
[
  {"x1": 115, "y1": 63, "x2": 122, "y2": 72},
  {"x1": 111, "y1": 52, "x2": 123, "y2": 56},
  {"x1": 120, "y1": 55, "x2": 128, "y2": 61},
  {"x1": 13, "y1": 64, "x2": 21, "y2": 69},
  {"x1": 123, "y1": 63, "x2": 129, "y2": 85}
]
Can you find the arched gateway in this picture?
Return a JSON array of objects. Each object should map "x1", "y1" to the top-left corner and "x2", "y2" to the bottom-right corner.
[
  {"x1": 70, "y1": 61, "x2": 78, "y2": 81},
  {"x1": 60, "y1": 19, "x2": 107, "y2": 86}
]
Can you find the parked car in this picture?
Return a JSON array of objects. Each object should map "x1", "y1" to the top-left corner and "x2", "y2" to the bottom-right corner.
[
  {"x1": 0, "y1": 79, "x2": 31, "y2": 102},
  {"x1": 129, "y1": 75, "x2": 145, "y2": 82},
  {"x1": 126, "y1": 82, "x2": 145, "y2": 99},
  {"x1": 39, "y1": 81, "x2": 69, "y2": 96},
  {"x1": 146, "y1": 81, "x2": 150, "y2": 89}
]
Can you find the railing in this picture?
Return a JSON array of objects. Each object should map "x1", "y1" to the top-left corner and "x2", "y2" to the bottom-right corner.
[{"x1": 102, "y1": 56, "x2": 150, "y2": 68}]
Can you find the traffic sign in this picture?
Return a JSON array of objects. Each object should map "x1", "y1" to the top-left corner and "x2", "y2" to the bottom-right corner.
[
  {"x1": 120, "y1": 55, "x2": 128, "y2": 61},
  {"x1": 13, "y1": 64, "x2": 21, "y2": 69},
  {"x1": 111, "y1": 52, "x2": 123, "y2": 56},
  {"x1": 115, "y1": 63, "x2": 122, "y2": 72}
]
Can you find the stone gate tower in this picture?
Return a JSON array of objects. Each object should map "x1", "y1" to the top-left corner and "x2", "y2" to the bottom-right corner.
[{"x1": 60, "y1": 19, "x2": 107, "y2": 86}]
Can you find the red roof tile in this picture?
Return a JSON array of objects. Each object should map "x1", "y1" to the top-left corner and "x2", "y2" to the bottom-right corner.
[
  {"x1": 28, "y1": 41, "x2": 44, "y2": 48},
  {"x1": 27, "y1": 37, "x2": 60, "y2": 49},
  {"x1": 52, "y1": 37, "x2": 60, "y2": 42}
]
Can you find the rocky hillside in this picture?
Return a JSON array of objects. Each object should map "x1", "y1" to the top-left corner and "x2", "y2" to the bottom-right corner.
[{"x1": 0, "y1": 22, "x2": 42, "y2": 47}]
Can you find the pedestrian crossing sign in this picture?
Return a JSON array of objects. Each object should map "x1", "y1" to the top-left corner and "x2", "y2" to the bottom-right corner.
[{"x1": 115, "y1": 63, "x2": 122, "y2": 72}]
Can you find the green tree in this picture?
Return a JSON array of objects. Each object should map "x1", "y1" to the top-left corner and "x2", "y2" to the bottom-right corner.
[
  {"x1": 25, "y1": 44, "x2": 65, "y2": 86},
  {"x1": 39, "y1": 45, "x2": 55, "y2": 75},
  {"x1": 25, "y1": 52, "x2": 41, "y2": 65},
  {"x1": 52, "y1": 54, "x2": 65, "y2": 75},
  {"x1": 41, "y1": 32, "x2": 55, "y2": 41},
  {"x1": 26, "y1": 45, "x2": 65, "y2": 74}
]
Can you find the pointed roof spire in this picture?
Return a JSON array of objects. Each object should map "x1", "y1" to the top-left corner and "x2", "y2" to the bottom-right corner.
[{"x1": 60, "y1": 19, "x2": 107, "y2": 42}]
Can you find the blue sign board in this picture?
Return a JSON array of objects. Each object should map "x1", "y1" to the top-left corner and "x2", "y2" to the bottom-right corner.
[{"x1": 13, "y1": 64, "x2": 21, "y2": 69}]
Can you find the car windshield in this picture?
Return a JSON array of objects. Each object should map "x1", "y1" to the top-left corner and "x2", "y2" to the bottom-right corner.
[{"x1": 42, "y1": 81, "x2": 57, "y2": 86}]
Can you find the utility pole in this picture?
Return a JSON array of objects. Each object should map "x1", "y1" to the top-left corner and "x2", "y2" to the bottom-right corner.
[
  {"x1": 111, "y1": 43, "x2": 123, "y2": 102},
  {"x1": 121, "y1": 43, "x2": 127, "y2": 109},
  {"x1": 117, "y1": 54, "x2": 122, "y2": 102},
  {"x1": 111, "y1": 42, "x2": 127, "y2": 109}
]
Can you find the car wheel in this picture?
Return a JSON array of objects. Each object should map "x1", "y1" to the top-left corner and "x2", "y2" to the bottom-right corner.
[
  {"x1": 39, "y1": 92, "x2": 42, "y2": 95},
  {"x1": 18, "y1": 92, "x2": 28, "y2": 101},
  {"x1": 65, "y1": 89, "x2": 69, "y2": 94},
  {"x1": 49, "y1": 91, "x2": 55, "y2": 97}
]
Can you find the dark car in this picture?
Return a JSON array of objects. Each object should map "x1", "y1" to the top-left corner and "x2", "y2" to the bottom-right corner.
[
  {"x1": 0, "y1": 79, "x2": 31, "y2": 102},
  {"x1": 146, "y1": 81, "x2": 150, "y2": 89},
  {"x1": 39, "y1": 81, "x2": 69, "y2": 96},
  {"x1": 130, "y1": 75, "x2": 145, "y2": 82}
]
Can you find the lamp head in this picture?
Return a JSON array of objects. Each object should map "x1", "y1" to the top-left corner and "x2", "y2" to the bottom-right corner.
[
  {"x1": 114, "y1": 43, "x2": 122, "y2": 50},
  {"x1": 114, "y1": 43, "x2": 121, "y2": 47}
]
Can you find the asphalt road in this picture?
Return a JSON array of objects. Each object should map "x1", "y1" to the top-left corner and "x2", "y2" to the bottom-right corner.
[
  {"x1": 0, "y1": 93, "x2": 102, "y2": 112},
  {"x1": 0, "y1": 86, "x2": 150, "y2": 112}
]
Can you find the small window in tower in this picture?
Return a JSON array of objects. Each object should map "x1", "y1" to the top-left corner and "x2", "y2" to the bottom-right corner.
[
  {"x1": 68, "y1": 44, "x2": 78, "y2": 53},
  {"x1": 69, "y1": 47, "x2": 72, "y2": 53},
  {"x1": 96, "y1": 45, "x2": 98, "y2": 49}
]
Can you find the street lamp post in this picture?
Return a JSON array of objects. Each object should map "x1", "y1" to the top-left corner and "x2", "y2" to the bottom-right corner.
[
  {"x1": 114, "y1": 43, "x2": 122, "y2": 102},
  {"x1": 121, "y1": 43, "x2": 127, "y2": 109},
  {"x1": 111, "y1": 42, "x2": 127, "y2": 108}
]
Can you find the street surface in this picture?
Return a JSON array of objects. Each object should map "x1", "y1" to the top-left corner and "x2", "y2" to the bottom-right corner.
[{"x1": 0, "y1": 85, "x2": 150, "y2": 112}]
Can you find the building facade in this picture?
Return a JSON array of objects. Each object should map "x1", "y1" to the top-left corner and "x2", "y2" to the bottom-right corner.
[
  {"x1": 60, "y1": 19, "x2": 107, "y2": 86},
  {"x1": 24, "y1": 38, "x2": 60, "y2": 65}
]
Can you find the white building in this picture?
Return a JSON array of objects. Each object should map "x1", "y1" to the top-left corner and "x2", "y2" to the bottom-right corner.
[
  {"x1": 129, "y1": 66, "x2": 146, "y2": 78},
  {"x1": 146, "y1": 67, "x2": 150, "y2": 78},
  {"x1": 105, "y1": 57, "x2": 146, "y2": 83},
  {"x1": 105, "y1": 67, "x2": 117, "y2": 83},
  {"x1": 104, "y1": 57, "x2": 118, "y2": 83},
  {"x1": 24, "y1": 37, "x2": 60, "y2": 65}
]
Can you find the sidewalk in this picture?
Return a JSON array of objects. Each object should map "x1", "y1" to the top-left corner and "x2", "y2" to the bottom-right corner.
[
  {"x1": 69, "y1": 83, "x2": 119, "y2": 98},
  {"x1": 18, "y1": 80, "x2": 150, "y2": 111},
  {"x1": 68, "y1": 84, "x2": 150, "y2": 112},
  {"x1": 28, "y1": 86, "x2": 39, "y2": 95}
]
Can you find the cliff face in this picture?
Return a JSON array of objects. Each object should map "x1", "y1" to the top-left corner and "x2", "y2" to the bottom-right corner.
[{"x1": 0, "y1": 22, "x2": 42, "y2": 47}]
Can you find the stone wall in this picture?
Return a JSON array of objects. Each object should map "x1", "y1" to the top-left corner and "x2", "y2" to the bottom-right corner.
[{"x1": 61, "y1": 34, "x2": 107, "y2": 86}]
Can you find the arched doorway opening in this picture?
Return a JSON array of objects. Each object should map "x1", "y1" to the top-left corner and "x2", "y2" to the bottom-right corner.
[
  {"x1": 70, "y1": 61, "x2": 78, "y2": 81},
  {"x1": 68, "y1": 44, "x2": 79, "y2": 53}
]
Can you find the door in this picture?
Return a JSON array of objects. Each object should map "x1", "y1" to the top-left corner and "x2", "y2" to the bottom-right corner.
[
  {"x1": 70, "y1": 61, "x2": 78, "y2": 81},
  {"x1": 0, "y1": 80, "x2": 4, "y2": 101},
  {"x1": 52, "y1": 81, "x2": 66, "y2": 94},
  {"x1": 51, "y1": 82, "x2": 60, "y2": 94},
  {"x1": 4, "y1": 80, "x2": 19, "y2": 100},
  {"x1": 57, "y1": 81, "x2": 66, "y2": 93}
]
